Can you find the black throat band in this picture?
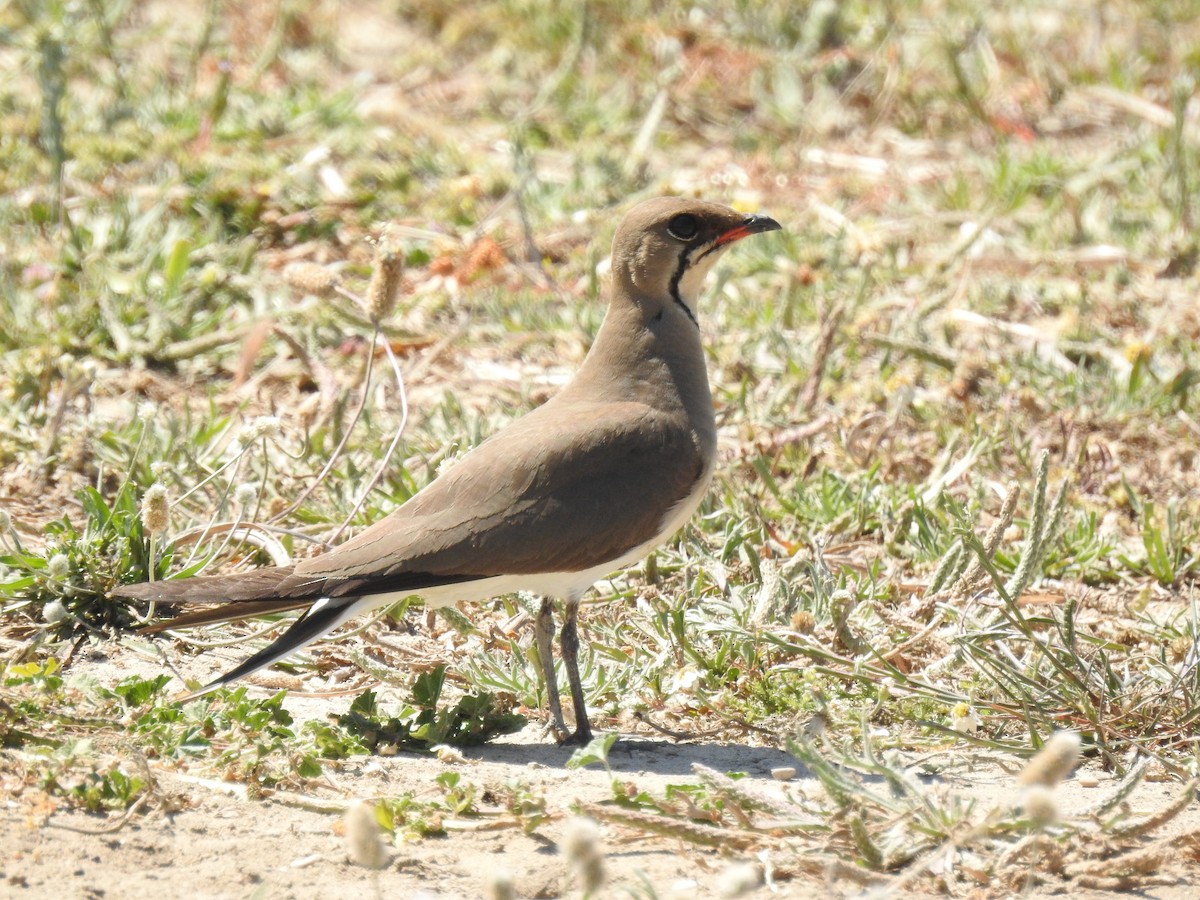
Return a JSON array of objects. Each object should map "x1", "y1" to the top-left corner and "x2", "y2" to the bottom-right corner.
[{"x1": 667, "y1": 247, "x2": 700, "y2": 328}]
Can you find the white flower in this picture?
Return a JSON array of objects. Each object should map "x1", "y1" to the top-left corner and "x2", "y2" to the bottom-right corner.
[
  {"x1": 950, "y1": 702, "x2": 980, "y2": 735},
  {"x1": 668, "y1": 666, "x2": 703, "y2": 695}
]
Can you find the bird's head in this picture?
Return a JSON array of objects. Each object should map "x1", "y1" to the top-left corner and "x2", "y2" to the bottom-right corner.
[{"x1": 611, "y1": 197, "x2": 781, "y2": 324}]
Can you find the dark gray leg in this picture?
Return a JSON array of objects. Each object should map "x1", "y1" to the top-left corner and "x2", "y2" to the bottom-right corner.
[
  {"x1": 560, "y1": 595, "x2": 592, "y2": 744},
  {"x1": 535, "y1": 597, "x2": 569, "y2": 739}
]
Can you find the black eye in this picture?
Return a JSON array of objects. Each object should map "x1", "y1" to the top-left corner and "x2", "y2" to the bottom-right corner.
[{"x1": 667, "y1": 213, "x2": 699, "y2": 241}]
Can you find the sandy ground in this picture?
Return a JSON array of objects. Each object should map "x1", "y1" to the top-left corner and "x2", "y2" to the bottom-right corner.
[{"x1": 4, "y1": 647, "x2": 1200, "y2": 899}]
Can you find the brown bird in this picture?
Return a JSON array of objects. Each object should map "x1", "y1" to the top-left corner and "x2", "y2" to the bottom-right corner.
[{"x1": 114, "y1": 197, "x2": 781, "y2": 743}]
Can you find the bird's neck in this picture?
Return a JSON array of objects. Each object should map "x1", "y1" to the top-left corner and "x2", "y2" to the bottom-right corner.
[{"x1": 573, "y1": 294, "x2": 716, "y2": 442}]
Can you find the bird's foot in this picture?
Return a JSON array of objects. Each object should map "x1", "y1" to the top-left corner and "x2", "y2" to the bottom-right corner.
[
  {"x1": 556, "y1": 726, "x2": 594, "y2": 747},
  {"x1": 539, "y1": 715, "x2": 594, "y2": 746}
]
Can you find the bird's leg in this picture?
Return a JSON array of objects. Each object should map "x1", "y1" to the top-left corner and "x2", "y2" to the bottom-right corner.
[
  {"x1": 560, "y1": 595, "x2": 593, "y2": 744},
  {"x1": 535, "y1": 596, "x2": 570, "y2": 740}
]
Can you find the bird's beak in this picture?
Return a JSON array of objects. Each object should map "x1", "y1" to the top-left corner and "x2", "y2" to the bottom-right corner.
[{"x1": 714, "y1": 213, "x2": 783, "y2": 247}]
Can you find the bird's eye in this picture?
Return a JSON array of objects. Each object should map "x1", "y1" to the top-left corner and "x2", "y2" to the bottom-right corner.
[{"x1": 667, "y1": 213, "x2": 699, "y2": 241}]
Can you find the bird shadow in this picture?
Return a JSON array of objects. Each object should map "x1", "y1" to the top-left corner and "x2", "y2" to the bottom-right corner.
[{"x1": 462, "y1": 732, "x2": 805, "y2": 780}]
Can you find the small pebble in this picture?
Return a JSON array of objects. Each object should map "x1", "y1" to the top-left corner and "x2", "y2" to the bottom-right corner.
[{"x1": 770, "y1": 767, "x2": 796, "y2": 781}]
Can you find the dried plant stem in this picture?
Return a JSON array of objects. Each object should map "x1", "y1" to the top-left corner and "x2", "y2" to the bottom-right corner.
[
  {"x1": 1105, "y1": 778, "x2": 1199, "y2": 840},
  {"x1": 576, "y1": 803, "x2": 759, "y2": 850},
  {"x1": 268, "y1": 332, "x2": 378, "y2": 524},
  {"x1": 152, "y1": 326, "x2": 255, "y2": 361},
  {"x1": 327, "y1": 329, "x2": 410, "y2": 545},
  {"x1": 878, "y1": 610, "x2": 948, "y2": 663},
  {"x1": 865, "y1": 334, "x2": 956, "y2": 370},
  {"x1": 166, "y1": 619, "x2": 298, "y2": 650},
  {"x1": 798, "y1": 300, "x2": 845, "y2": 413}
]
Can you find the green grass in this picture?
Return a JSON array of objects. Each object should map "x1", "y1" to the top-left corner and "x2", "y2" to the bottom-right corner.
[{"x1": 3, "y1": 0, "x2": 1200, "y2": 892}]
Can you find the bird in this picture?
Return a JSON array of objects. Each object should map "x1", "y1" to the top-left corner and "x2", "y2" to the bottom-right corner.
[{"x1": 114, "y1": 197, "x2": 782, "y2": 744}]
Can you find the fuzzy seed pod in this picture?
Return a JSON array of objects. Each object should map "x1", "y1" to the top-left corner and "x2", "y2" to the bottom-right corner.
[
  {"x1": 791, "y1": 609, "x2": 815, "y2": 633},
  {"x1": 562, "y1": 817, "x2": 605, "y2": 895},
  {"x1": 344, "y1": 800, "x2": 387, "y2": 869},
  {"x1": 241, "y1": 416, "x2": 282, "y2": 443},
  {"x1": 1021, "y1": 784, "x2": 1059, "y2": 827},
  {"x1": 1017, "y1": 731, "x2": 1081, "y2": 788},
  {"x1": 285, "y1": 262, "x2": 342, "y2": 298},
  {"x1": 716, "y1": 861, "x2": 763, "y2": 898},
  {"x1": 141, "y1": 484, "x2": 170, "y2": 535},
  {"x1": 234, "y1": 483, "x2": 258, "y2": 510},
  {"x1": 48, "y1": 552, "x2": 71, "y2": 579},
  {"x1": 486, "y1": 870, "x2": 515, "y2": 900},
  {"x1": 44, "y1": 599, "x2": 68, "y2": 625},
  {"x1": 366, "y1": 233, "x2": 404, "y2": 324}
]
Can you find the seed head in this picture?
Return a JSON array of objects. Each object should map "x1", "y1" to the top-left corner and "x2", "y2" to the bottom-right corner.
[
  {"x1": 285, "y1": 261, "x2": 342, "y2": 298},
  {"x1": 562, "y1": 817, "x2": 605, "y2": 895},
  {"x1": 344, "y1": 800, "x2": 387, "y2": 869},
  {"x1": 366, "y1": 231, "x2": 404, "y2": 324},
  {"x1": 44, "y1": 599, "x2": 68, "y2": 625},
  {"x1": 48, "y1": 553, "x2": 71, "y2": 579},
  {"x1": 1017, "y1": 731, "x2": 1081, "y2": 788},
  {"x1": 142, "y1": 483, "x2": 170, "y2": 535},
  {"x1": 234, "y1": 483, "x2": 259, "y2": 510},
  {"x1": 1022, "y1": 784, "x2": 1059, "y2": 827},
  {"x1": 791, "y1": 609, "x2": 815, "y2": 633},
  {"x1": 241, "y1": 416, "x2": 282, "y2": 444},
  {"x1": 435, "y1": 449, "x2": 464, "y2": 477}
]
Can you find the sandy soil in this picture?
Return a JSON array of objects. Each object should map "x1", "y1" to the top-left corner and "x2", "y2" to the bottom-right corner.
[{"x1": 4, "y1": 647, "x2": 1200, "y2": 899}]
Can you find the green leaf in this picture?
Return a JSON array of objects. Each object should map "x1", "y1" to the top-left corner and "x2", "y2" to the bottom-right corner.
[
  {"x1": 162, "y1": 238, "x2": 191, "y2": 301},
  {"x1": 412, "y1": 666, "x2": 446, "y2": 707},
  {"x1": 566, "y1": 732, "x2": 619, "y2": 771}
]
